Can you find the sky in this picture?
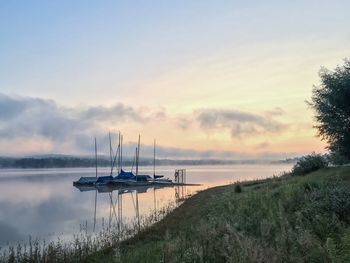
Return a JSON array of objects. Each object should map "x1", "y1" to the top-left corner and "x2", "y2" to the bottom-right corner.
[{"x1": 0, "y1": 1, "x2": 350, "y2": 159}]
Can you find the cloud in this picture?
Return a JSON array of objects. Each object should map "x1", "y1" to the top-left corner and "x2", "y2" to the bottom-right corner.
[
  {"x1": 0, "y1": 94, "x2": 76, "y2": 140},
  {"x1": 80, "y1": 104, "x2": 145, "y2": 123},
  {"x1": 264, "y1": 107, "x2": 286, "y2": 117},
  {"x1": 0, "y1": 93, "x2": 155, "y2": 154},
  {"x1": 0, "y1": 94, "x2": 27, "y2": 120},
  {"x1": 255, "y1": 141, "x2": 270, "y2": 149},
  {"x1": 196, "y1": 108, "x2": 287, "y2": 137},
  {"x1": 175, "y1": 116, "x2": 194, "y2": 130}
]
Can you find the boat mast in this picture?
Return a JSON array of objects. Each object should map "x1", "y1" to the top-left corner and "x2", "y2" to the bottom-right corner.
[
  {"x1": 136, "y1": 135, "x2": 140, "y2": 177},
  {"x1": 131, "y1": 147, "x2": 136, "y2": 173},
  {"x1": 110, "y1": 142, "x2": 119, "y2": 176},
  {"x1": 118, "y1": 132, "x2": 121, "y2": 174},
  {"x1": 109, "y1": 132, "x2": 112, "y2": 169},
  {"x1": 153, "y1": 139, "x2": 156, "y2": 178},
  {"x1": 95, "y1": 137, "x2": 98, "y2": 178},
  {"x1": 121, "y1": 134, "x2": 123, "y2": 171}
]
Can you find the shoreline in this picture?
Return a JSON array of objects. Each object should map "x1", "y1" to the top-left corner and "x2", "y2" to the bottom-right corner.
[{"x1": 96, "y1": 166, "x2": 350, "y2": 262}]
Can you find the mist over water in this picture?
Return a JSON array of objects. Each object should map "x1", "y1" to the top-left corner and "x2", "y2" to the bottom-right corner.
[{"x1": 0, "y1": 164, "x2": 292, "y2": 246}]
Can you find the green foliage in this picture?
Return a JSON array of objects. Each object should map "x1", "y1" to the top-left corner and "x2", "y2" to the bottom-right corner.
[
  {"x1": 309, "y1": 58, "x2": 350, "y2": 161},
  {"x1": 291, "y1": 153, "x2": 328, "y2": 176},
  {"x1": 116, "y1": 166, "x2": 350, "y2": 263},
  {"x1": 234, "y1": 184, "x2": 242, "y2": 193}
]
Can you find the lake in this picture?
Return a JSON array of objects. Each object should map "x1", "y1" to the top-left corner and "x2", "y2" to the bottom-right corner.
[{"x1": 0, "y1": 164, "x2": 292, "y2": 246}]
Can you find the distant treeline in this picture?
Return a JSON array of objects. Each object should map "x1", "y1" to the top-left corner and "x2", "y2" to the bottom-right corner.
[
  {"x1": 0, "y1": 157, "x2": 110, "y2": 168},
  {"x1": 0, "y1": 156, "x2": 298, "y2": 168}
]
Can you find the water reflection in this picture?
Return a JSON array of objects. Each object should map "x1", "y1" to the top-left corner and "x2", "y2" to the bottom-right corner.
[
  {"x1": 0, "y1": 164, "x2": 292, "y2": 246},
  {"x1": 74, "y1": 184, "x2": 188, "y2": 234}
]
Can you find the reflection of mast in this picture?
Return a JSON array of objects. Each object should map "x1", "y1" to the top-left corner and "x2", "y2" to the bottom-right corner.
[
  {"x1": 130, "y1": 190, "x2": 141, "y2": 231},
  {"x1": 175, "y1": 186, "x2": 179, "y2": 203},
  {"x1": 175, "y1": 185, "x2": 187, "y2": 204},
  {"x1": 119, "y1": 193, "x2": 123, "y2": 230},
  {"x1": 108, "y1": 191, "x2": 112, "y2": 229},
  {"x1": 136, "y1": 190, "x2": 140, "y2": 231},
  {"x1": 90, "y1": 186, "x2": 150, "y2": 235},
  {"x1": 108, "y1": 191, "x2": 121, "y2": 231},
  {"x1": 153, "y1": 187, "x2": 156, "y2": 219},
  {"x1": 93, "y1": 190, "x2": 97, "y2": 232}
]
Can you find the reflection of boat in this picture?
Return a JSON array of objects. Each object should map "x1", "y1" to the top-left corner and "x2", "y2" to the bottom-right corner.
[
  {"x1": 75, "y1": 185, "x2": 96, "y2": 192},
  {"x1": 76, "y1": 181, "x2": 188, "y2": 234},
  {"x1": 74, "y1": 183, "x2": 168, "y2": 194}
]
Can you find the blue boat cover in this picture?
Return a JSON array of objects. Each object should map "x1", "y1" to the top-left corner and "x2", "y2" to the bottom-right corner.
[{"x1": 116, "y1": 169, "x2": 135, "y2": 179}]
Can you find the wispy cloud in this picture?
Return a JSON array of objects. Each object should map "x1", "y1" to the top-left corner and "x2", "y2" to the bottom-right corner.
[
  {"x1": 196, "y1": 108, "x2": 287, "y2": 138},
  {"x1": 255, "y1": 141, "x2": 270, "y2": 149},
  {"x1": 80, "y1": 104, "x2": 146, "y2": 123}
]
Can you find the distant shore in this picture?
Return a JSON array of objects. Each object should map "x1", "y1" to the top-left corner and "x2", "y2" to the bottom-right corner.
[{"x1": 0, "y1": 156, "x2": 297, "y2": 169}]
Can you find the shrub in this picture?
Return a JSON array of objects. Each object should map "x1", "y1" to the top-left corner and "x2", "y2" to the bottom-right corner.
[
  {"x1": 291, "y1": 153, "x2": 328, "y2": 176},
  {"x1": 234, "y1": 184, "x2": 242, "y2": 193}
]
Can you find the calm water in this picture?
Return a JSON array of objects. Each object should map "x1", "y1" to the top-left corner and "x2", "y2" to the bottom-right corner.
[{"x1": 0, "y1": 164, "x2": 292, "y2": 246}]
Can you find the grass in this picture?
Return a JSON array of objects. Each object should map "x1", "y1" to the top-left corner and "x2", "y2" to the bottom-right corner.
[
  {"x1": 114, "y1": 166, "x2": 350, "y2": 262},
  {"x1": 2, "y1": 166, "x2": 350, "y2": 262}
]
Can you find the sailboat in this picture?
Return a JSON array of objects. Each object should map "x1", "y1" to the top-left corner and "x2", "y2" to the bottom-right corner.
[{"x1": 74, "y1": 134, "x2": 174, "y2": 187}]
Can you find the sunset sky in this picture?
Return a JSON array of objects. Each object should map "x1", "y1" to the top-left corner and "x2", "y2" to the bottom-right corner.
[{"x1": 1, "y1": 1, "x2": 350, "y2": 159}]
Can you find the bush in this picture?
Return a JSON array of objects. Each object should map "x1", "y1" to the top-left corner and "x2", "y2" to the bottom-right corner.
[
  {"x1": 234, "y1": 184, "x2": 242, "y2": 193},
  {"x1": 292, "y1": 153, "x2": 328, "y2": 176}
]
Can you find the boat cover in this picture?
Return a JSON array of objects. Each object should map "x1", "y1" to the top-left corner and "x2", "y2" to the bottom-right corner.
[{"x1": 116, "y1": 169, "x2": 135, "y2": 179}]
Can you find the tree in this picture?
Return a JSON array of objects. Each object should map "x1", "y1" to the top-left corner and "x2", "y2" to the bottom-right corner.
[{"x1": 309, "y1": 59, "x2": 350, "y2": 162}]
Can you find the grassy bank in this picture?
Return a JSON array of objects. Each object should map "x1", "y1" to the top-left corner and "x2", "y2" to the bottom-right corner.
[{"x1": 109, "y1": 166, "x2": 350, "y2": 262}]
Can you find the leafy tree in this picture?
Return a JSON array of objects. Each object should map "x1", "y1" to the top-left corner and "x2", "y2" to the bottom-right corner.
[{"x1": 309, "y1": 59, "x2": 350, "y2": 162}]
